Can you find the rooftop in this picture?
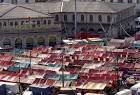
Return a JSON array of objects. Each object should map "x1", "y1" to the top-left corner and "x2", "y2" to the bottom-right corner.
[{"x1": 21, "y1": 1, "x2": 135, "y2": 13}]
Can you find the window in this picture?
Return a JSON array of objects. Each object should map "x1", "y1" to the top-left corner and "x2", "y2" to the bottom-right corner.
[
  {"x1": 128, "y1": 0, "x2": 132, "y2": 3},
  {"x1": 118, "y1": 0, "x2": 123, "y2": 3},
  {"x1": 89, "y1": 15, "x2": 93, "y2": 22},
  {"x1": 107, "y1": 15, "x2": 111, "y2": 22},
  {"x1": 3, "y1": 22, "x2": 6, "y2": 26},
  {"x1": 43, "y1": 20, "x2": 46, "y2": 25},
  {"x1": 32, "y1": 20, "x2": 35, "y2": 28},
  {"x1": 64, "y1": 15, "x2": 67, "y2": 21},
  {"x1": 80, "y1": 28, "x2": 85, "y2": 31},
  {"x1": 81, "y1": 15, "x2": 84, "y2": 22},
  {"x1": 137, "y1": 0, "x2": 140, "y2": 3},
  {"x1": 35, "y1": 0, "x2": 47, "y2": 2},
  {"x1": 72, "y1": 14, "x2": 75, "y2": 21},
  {"x1": 10, "y1": 22, "x2": 13, "y2": 26},
  {"x1": 0, "y1": 0, "x2": 4, "y2": 3},
  {"x1": 15, "y1": 21, "x2": 18, "y2": 26},
  {"x1": 37, "y1": 20, "x2": 40, "y2": 26},
  {"x1": 89, "y1": 28, "x2": 94, "y2": 32},
  {"x1": 55, "y1": 15, "x2": 59, "y2": 21},
  {"x1": 110, "y1": 0, "x2": 113, "y2": 2},
  {"x1": 25, "y1": 0, "x2": 29, "y2": 3},
  {"x1": 11, "y1": 0, "x2": 17, "y2": 4},
  {"x1": 21, "y1": 21, "x2": 24, "y2": 25},
  {"x1": 98, "y1": 15, "x2": 102, "y2": 22},
  {"x1": 48, "y1": 20, "x2": 51, "y2": 24}
]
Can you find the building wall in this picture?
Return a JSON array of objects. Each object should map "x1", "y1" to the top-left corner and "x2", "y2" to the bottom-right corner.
[
  {"x1": 1, "y1": 0, "x2": 35, "y2": 4},
  {"x1": 78, "y1": 0, "x2": 139, "y2": 3},
  {"x1": 0, "y1": 0, "x2": 140, "y2": 4},
  {"x1": 0, "y1": 32, "x2": 60, "y2": 48},
  {"x1": 53, "y1": 6, "x2": 135, "y2": 38},
  {"x1": 0, "y1": 17, "x2": 61, "y2": 48}
]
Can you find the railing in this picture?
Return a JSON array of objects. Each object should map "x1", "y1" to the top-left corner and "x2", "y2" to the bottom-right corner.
[{"x1": 0, "y1": 24, "x2": 61, "y2": 34}]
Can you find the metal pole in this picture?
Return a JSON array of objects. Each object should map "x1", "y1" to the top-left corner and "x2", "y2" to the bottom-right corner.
[
  {"x1": 116, "y1": 55, "x2": 119, "y2": 92},
  {"x1": 74, "y1": 0, "x2": 77, "y2": 39},
  {"x1": 18, "y1": 62, "x2": 21, "y2": 95},
  {"x1": 30, "y1": 50, "x2": 31, "y2": 68},
  {"x1": 61, "y1": 49, "x2": 64, "y2": 87}
]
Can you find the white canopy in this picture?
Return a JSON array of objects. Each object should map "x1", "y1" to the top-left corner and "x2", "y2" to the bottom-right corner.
[{"x1": 115, "y1": 89, "x2": 132, "y2": 95}]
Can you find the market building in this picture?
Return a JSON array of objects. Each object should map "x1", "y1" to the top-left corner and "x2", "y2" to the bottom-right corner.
[
  {"x1": 22, "y1": 1, "x2": 135, "y2": 38},
  {"x1": 0, "y1": 3, "x2": 61, "y2": 48},
  {"x1": 0, "y1": 1, "x2": 135, "y2": 48}
]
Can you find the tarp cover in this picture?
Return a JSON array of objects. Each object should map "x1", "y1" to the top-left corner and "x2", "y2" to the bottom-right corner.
[
  {"x1": 81, "y1": 82, "x2": 106, "y2": 90},
  {"x1": 47, "y1": 74, "x2": 79, "y2": 80}
]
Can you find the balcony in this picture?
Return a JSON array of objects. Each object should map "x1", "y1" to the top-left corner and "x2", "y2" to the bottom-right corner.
[{"x1": 0, "y1": 24, "x2": 61, "y2": 34}]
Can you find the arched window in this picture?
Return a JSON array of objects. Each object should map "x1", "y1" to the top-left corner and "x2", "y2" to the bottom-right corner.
[
  {"x1": 80, "y1": 28, "x2": 85, "y2": 32},
  {"x1": 15, "y1": 21, "x2": 18, "y2": 26},
  {"x1": 49, "y1": 36, "x2": 57, "y2": 47},
  {"x1": 110, "y1": 0, "x2": 113, "y2": 2},
  {"x1": 38, "y1": 37, "x2": 45, "y2": 45},
  {"x1": 3, "y1": 38, "x2": 11, "y2": 46},
  {"x1": 3, "y1": 22, "x2": 7, "y2": 27},
  {"x1": 98, "y1": 15, "x2": 102, "y2": 22},
  {"x1": 89, "y1": 28, "x2": 94, "y2": 32},
  {"x1": 137, "y1": 0, "x2": 140, "y2": 3},
  {"x1": 98, "y1": 28, "x2": 103, "y2": 32},
  {"x1": 43, "y1": 20, "x2": 46, "y2": 25},
  {"x1": 64, "y1": 15, "x2": 67, "y2": 21},
  {"x1": 15, "y1": 38, "x2": 22, "y2": 48},
  {"x1": 81, "y1": 15, "x2": 84, "y2": 22},
  {"x1": 21, "y1": 21, "x2": 24, "y2": 25},
  {"x1": 10, "y1": 22, "x2": 13, "y2": 26},
  {"x1": 25, "y1": 0, "x2": 29, "y2": 3},
  {"x1": 128, "y1": 0, "x2": 132, "y2": 3},
  {"x1": 107, "y1": 15, "x2": 111, "y2": 22},
  {"x1": 89, "y1": 15, "x2": 93, "y2": 22},
  {"x1": 26, "y1": 38, "x2": 34, "y2": 48},
  {"x1": 37, "y1": 20, "x2": 40, "y2": 26},
  {"x1": 118, "y1": 0, "x2": 123, "y2": 3}
]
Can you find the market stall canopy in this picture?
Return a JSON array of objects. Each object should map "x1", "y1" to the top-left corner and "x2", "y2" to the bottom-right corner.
[
  {"x1": 130, "y1": 83, "x2": 140, "y2": 91},
  {"x1": 53, "y1": 81, "x2": 72, "y2": 87},
  {"x1": 79, "y1": 82, "x2": 106, "y2": 90},
  {"x1": 85, "y1": 93, "x2": 105, "y2": 95},
  {"x1": 47, "y1": 74, "x2": 79, "y2": 80},
  {"x1": 87, "y1": 38, "x2": 104, "y2": 45},
  {"x1": 63, "y1": 39, "x2": 83, "y2": 45},
  {"x1": 82, "y1": 63, "x2": 104, "y2": 69},
  {"x1": 115, "y1": 89, "x2": 132, "y2": 95},
  {"x1": 132, "y1": 41, "x2": 140, "y2": 48}
]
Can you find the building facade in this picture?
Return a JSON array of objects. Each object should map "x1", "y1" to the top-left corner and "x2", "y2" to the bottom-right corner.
[
  {"x1": 21, "y1": 1, "x2": 135, "y2": 38},
  {"x1": 0, "y1": 0, "x2": 140, "y2": 4},
  {"x1": 59, "y1": 2, "x2": 135, "y2": 38},
  {"x1": 0, "y1": 1, "x2": 135, "y2": 48},
  {"x1": 0, "y1": 0, "x2": 58, "y2": 4},
  {"x1": 0, "y1": 3, "x2": 61, "y2": 48}
]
